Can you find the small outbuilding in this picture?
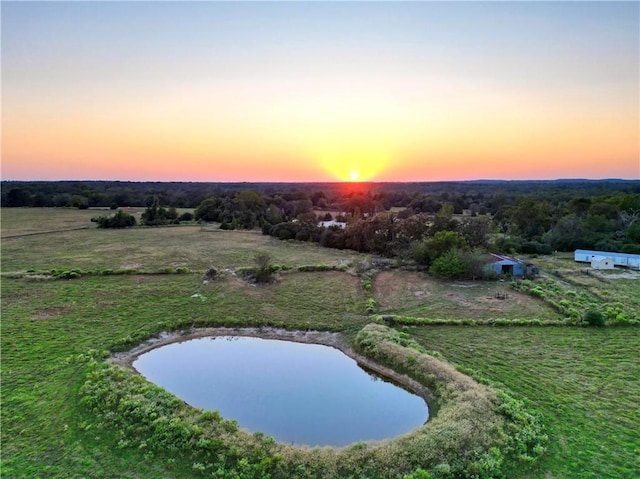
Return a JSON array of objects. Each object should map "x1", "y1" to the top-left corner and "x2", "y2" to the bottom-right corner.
[
  {"x1": 591, "y1": 257, "x2": 615, "y2": 270},
  {"x1": 487, "y1": 254, "x2": 525, "y2": 278},
  {"x1": 574, "y1": 250, "x2": 640, "y2": 270}
]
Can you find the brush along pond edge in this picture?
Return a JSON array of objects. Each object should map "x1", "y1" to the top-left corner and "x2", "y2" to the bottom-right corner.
[{"x1": 80, "y1": 324, "x2": 546, "y2": 478}]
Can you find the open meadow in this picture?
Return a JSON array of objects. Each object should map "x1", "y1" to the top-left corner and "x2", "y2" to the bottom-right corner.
[{"x1": 2, "y1": 208, "x2": 639, "y2": 478}]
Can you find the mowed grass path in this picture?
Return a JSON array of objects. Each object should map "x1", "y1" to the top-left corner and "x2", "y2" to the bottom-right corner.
[{"x1": 409, "y1": 326, "x2": 640, "y2": 479}]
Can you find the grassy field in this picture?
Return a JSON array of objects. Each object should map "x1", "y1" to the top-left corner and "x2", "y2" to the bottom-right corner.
[
  {"x1": 2, "y1": 208, "x2": 639, "y2": 478},
  {"x1": 0, "y1": 207, "x2": 102, "y2": 236},
  {"x1": 1, "y1": 222, "x2": 363, "y2": 274},
  {"x1": 408, "y1": 326, "x2": 640, "y2": 479},
  {"x1": 373, "y1": 270, "x2": 561, "y2": 321}
]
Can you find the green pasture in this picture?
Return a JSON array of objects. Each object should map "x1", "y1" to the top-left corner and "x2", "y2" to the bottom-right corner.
[
  {"x1": 1, "y1": 207, "x2": 102, "y2": 236},
  {"x1": 409, "y1": 326, "x2": 640, "y2": 479},
  {"x1": 1, "y1": 221, "x2": 363, "y2": 274},
  {"x1": 2, "y1": 208, "x2": 639, "y2": 478}
]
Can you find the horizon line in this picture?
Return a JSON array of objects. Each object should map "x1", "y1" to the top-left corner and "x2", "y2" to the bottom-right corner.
[{"x1": 2, "y1": 177, "x2": 639, "y2": 184}]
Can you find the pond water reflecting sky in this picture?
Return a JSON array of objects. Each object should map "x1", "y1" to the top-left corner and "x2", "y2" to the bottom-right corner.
[{"x1": 133, "y1": 336, "x2": 428, "y2": 446}]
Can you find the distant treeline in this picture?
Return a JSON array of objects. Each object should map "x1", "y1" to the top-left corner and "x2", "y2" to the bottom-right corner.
[
  {"x1": 3, "y1": 179, "x2": 639, "y2": 256},
  {"x1": 2, "y1": 179, "x2": 639, "y2": 210}
]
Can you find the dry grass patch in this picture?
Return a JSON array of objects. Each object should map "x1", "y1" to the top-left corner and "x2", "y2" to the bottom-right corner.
[
  {"x1": 373, "y1": 271, "x2": 560, "y2": 321},
  {"x1": 31, "y1": 306, "x2": 72, "y2": 321}
]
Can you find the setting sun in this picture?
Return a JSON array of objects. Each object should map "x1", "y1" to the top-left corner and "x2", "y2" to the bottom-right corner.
[{"x1": 317, "y1": 142, "x2": 393, "y2": 182}]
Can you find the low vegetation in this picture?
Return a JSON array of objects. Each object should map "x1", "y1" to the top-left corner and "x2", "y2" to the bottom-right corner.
[
  {"x1": 511, "y1": 275, "x2": 638, "y2": 325},
  {"x1": 372, "y1": 271, "x2": 561, "y2": 322}
]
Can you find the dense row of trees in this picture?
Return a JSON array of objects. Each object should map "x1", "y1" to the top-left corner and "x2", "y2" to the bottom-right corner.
[
  {"x1": 4, "y1": 180, "x2": 640, "y2": 256},
  {"x1": 3, "y1": 179, "x2": 638, "y2": 211},
  {"x1": 494, "y1": 194, "x2": 640, "y2": 254}
]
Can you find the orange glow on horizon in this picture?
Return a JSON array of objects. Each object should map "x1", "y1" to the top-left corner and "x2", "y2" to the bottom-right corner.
[{"x1": 2, "y1": 2, "x2": 638, "y2": 182}]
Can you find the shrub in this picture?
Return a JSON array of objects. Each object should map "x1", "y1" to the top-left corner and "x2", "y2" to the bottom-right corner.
[
  {"x1": 57, "y1": 269, "x2": 82, "y2": 279},
  {"x1": 92, "y1": 210, "x2": 137, "y2": 228},
  {"x1": 410, "y1": 240, "x2": 431, "y2": 266},
  {"x1": 297, "y1": 264, "x2": 333, "y2": 272},
  {"x1": 429, "y1": 249, "x2": 466, "y2": 278},
  {"x1": 584, "y1": 308, "x2": 605, "y2": 327},
  {"x1": 254, "y1": 253, "x2": 275, "y2": 283},
  {"x1": 365, "y1": 297, "x2": 377, "y2": 314},
  {"x1": 204, "y1": 267, "x2": 218, "y2": 280},
  {"x1": 403, "y1": 469, "x2": 431, "y2": 479}
]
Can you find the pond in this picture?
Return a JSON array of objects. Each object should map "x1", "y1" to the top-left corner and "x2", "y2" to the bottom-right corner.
[{"x1": 133, "y1": 336, "x2": 429, "y2": 447}]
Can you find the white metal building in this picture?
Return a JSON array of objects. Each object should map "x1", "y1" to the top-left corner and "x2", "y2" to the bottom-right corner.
[{"x1": 574, "y1": 250, "x2": 640, "y2": 270}]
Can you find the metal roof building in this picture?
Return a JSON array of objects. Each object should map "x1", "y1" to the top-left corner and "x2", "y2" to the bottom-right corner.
[{"x1": 574, "y1": 250, "x2": 640, "y2": 270}]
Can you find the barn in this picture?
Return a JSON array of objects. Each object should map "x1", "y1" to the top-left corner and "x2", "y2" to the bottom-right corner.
[
  {"x1": 487, "y1": 254, "x2": 539, "y2": 279},
  {"x1": 488, "y1": 254, "x2": 524, "y2": 277},
  {"x1": 574, "y1": 250, "x2": 640, "y2": 270}
]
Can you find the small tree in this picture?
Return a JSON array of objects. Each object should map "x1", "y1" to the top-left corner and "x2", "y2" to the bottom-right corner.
[
  {"x1": 253, "y1": 253, "x2": 275, "y2": 283},
  {"x1": 195, "y1": 198, "x2": 220, "y2": 222},
  {"x1": 424, "y1": 230, "x2": 468, "y2": 263},
  {"x1": 178, "y1": 211, "x2": 194, "y2": 222},
  {"x1": 141, "y1": 197, "x2": 170, "y2": 226},
  {"x1": 584, "y1": 309, "x2": 605, "y2": 327},
  {"x1": 429, "y1": 249, "x2": 467, "y2": 278}
]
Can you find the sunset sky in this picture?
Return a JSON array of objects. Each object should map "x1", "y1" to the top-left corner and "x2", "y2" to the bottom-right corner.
[{"x1": 2, "y1": 1, "x2": 638, "y2": 182}]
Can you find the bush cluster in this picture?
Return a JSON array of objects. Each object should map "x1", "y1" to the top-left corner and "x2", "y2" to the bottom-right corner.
[
  {"x1": 91, "y1": 210, "x2": 137, "y2": 228},
  {"x1": 373, "y1": 315, "x2": 569, "y2": 327},
  {"x1": 510, "y1": 278, "x2": 640, "y2": 325}
]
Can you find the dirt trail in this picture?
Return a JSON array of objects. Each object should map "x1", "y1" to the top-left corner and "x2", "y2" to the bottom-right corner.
[{"x1": 1, "y1": 226, "x2": 91, "y2": 239}]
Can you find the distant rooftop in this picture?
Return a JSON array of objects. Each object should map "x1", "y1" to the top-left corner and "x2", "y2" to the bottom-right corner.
[{"x1": 575, "y1": 249, "x2": 640, "y2": 259}]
